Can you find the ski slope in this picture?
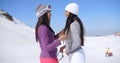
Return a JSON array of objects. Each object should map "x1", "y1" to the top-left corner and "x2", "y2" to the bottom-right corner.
[
  {"x1": 0, "y1": 15, "x2": 120, "y2": 63},
  {"x1": 0, "y1": 16, "x2": 40, "y2": 63}
]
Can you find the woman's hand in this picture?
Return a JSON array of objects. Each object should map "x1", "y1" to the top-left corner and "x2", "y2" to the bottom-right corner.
[
  {"x1": 58, "y1": 34, "x2": 68, "y2": 41},
  {"x1": 58, "y1": 30, "x2": 65, "y2": 37},
  {"x1": 60, "y1": 45, "x2": 65, "y2": 53}
]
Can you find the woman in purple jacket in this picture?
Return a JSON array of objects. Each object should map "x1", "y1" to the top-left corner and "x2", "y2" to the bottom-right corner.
[{"x1": 35, "y1": 4, "x2": 67, "y2": 63}]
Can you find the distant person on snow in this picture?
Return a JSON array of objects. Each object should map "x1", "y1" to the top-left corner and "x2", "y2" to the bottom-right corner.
[
  {"x1": 105, "y1": 48, "x2": 110, "y2": 57},
  {"x1": 105, "y1": 48, "x2": 113, "y2": 57}
]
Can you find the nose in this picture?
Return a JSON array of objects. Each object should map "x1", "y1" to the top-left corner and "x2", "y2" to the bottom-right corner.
[
  {"x1": 65, "y1": 12, "x2": 67, "y2": 16},
  {"x1": 65, "y1": 12, "x2": 67, "y2": 17},
  {"x1": 49, "y1": 12, "x2": 51, "y2": 16}
]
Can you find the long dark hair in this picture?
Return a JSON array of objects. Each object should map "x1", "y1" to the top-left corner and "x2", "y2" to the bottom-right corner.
[
  {"x1": 64, "y1": 13, "x2": 84, "y2": 46},
  {"x1": 35, "y1": 12, "x2": 54, "y2": 42}
]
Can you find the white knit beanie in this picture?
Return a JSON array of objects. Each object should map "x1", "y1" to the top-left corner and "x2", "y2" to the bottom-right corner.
[
  {"x1": 65, "y1": 3, "x2": 79, "y2": 15},
  {"x1": 36, "y1": 4, "x2": 51, "y2": 18}
]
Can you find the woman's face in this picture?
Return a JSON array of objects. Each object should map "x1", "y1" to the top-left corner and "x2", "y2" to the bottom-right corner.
[
  {"x1": 65, "y1": 10, "x2": 70, "y2": 18},
  {"x1": 47, "y1": 10, "x2": 51, "y2": 21}
]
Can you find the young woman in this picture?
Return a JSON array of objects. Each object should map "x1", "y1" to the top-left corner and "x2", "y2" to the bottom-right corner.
[
  {"x1": 35, "y1": 4, "x2": 67, "y2": 63},
  {"x1": 60, "y1": 3, "x2": 86, "y2": 63}
]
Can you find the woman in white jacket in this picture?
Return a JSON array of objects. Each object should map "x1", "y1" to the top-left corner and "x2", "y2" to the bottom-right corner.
[{"x1": 60, "y1": 3, "x2": 85, "y2": 63}]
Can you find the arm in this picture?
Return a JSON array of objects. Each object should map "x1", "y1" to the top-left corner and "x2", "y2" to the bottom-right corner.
[
  {"x1": 55, "y1": 30, "x2": 65, "y2": 39},
  {"x1": 38, "y1": 26, "x2": 61, "y2": 52}
]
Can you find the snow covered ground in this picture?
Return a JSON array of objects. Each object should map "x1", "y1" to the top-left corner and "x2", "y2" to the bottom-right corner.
[
  {"x1": 0, "y1": 16, "x2": 120, "y2": 63},
  {"x1": 83, "y1": 36, "x2": 120, "y2": 63},
  {"x1": 0, "y1": 16, "x2": 40, "y2": 63}
]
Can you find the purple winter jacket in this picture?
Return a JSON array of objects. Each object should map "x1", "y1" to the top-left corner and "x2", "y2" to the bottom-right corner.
[{"x1": 38, "y1": 25, "x2": 61, "y2": 58}]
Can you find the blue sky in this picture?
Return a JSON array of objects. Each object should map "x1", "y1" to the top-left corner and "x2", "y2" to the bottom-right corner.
[{"x1": 0, "y1": 0, "x2": 120, "y2": 35}]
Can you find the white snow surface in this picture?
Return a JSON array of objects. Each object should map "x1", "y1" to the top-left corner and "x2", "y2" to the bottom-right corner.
[{"x1": 0, "y1": 16, "x2": 120, "y2": 63}]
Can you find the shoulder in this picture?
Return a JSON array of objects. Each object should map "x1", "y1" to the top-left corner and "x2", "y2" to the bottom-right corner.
[
  {"x1": 39, "y1": 25, "x2": 47, "y2": 29},
  {"x1": 70, "y1": 21, "x2": 79, "y2": 28},
  {"x1": 38, "y1": 25, "x2": 49, "y2": 32}
]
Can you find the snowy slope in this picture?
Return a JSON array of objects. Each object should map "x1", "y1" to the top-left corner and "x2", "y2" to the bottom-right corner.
[
  {"x1": 0, "y1": 16, "x2": 40, "y2": 63},
  {"x1": 0, "y1": 15, "x2": 120, "y2": 63}
]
